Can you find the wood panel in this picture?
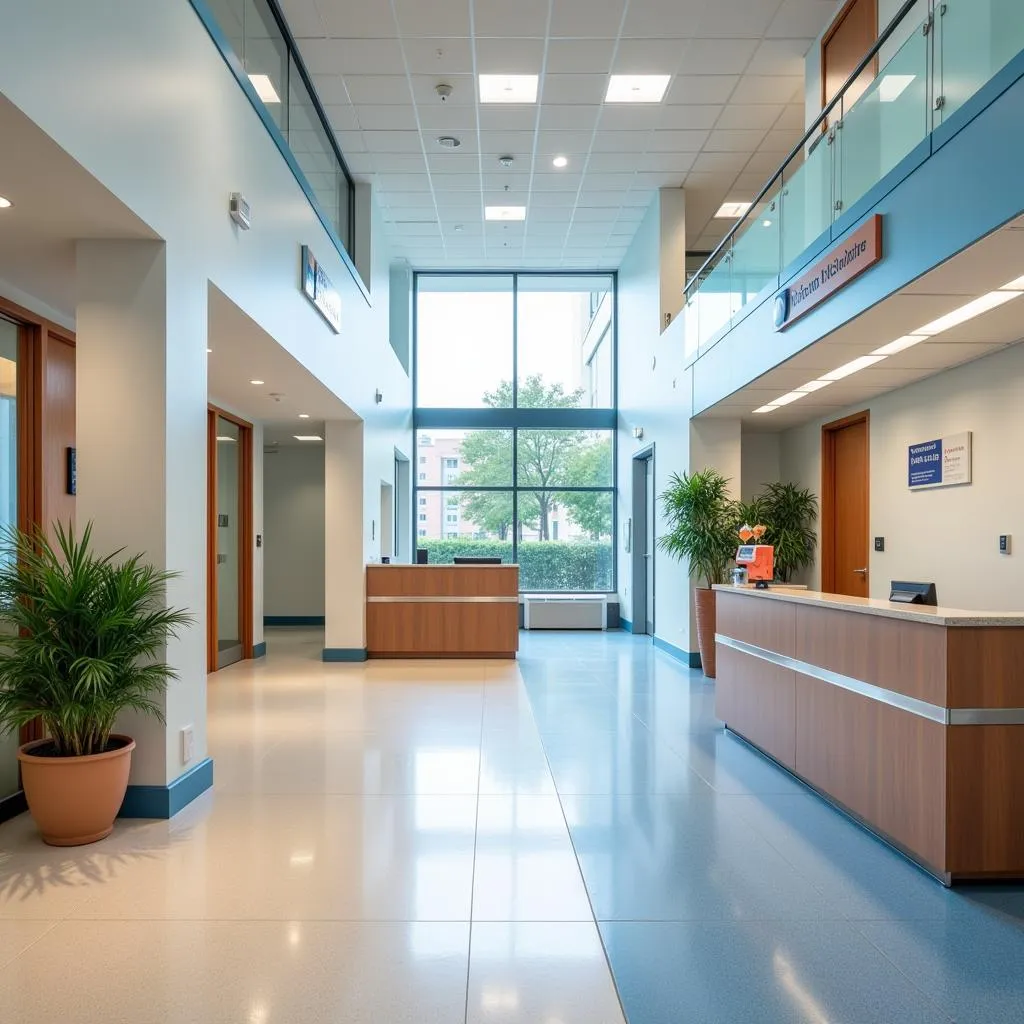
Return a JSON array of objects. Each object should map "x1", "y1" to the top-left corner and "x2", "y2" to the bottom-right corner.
[
  {"x1": 366, "y1": 564, "x2": 519, "y2": 599},
  {"x1": 367, "y1": 602, "x2": 519, "y2": 657},
  {"x1": 822, "y1": 413, "x2": 870, "y2": 598},
  {"x1": 716, "y1": 590, "x2": 797, "y2": 657},
  {"x1": 716, "y1": 645, "x2": 796, "y2": 769},
  {"x1": 795, "y1": 603, "x2": 948, "y2": 706},
  {"x1": 946, "y1": 628, "x2": 1024, "y2": 708},
  {"x1": 947, "y1": 725, "x2": 1024, "y2": 876},
  {"x1": 794, "y1": 672, "x2": 946, "y2": 872},
  {"x1": 41, "y1": 332, "x2": 75, "y2": 533}
]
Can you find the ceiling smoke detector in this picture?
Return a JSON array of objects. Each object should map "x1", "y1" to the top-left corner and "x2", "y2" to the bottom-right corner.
[
  {"x1": 498, "y1": 155, "x2": 514, "y2": 167},
  {"x1": 435, "y1": 82, "x2": 453, "y2": 102},
  {"x1": 437, "y1": 135, "x2": 462, "y2": 149}
]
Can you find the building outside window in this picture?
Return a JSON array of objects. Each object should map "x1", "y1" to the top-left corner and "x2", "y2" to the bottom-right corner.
[{"x1": 413, "y1": 273, "x2": 616, "y2": 592}]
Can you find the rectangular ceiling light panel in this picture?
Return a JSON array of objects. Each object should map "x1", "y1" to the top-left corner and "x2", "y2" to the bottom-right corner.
[
  {"x1": 605, "y1": 75, "x2": 671, "y2": 103},
  {"x1": 915, "y1": 289, "x2": 1019, "y2": 336},
  {"x1": 479, "y1": 75, "x2": 539, "y2": 103},
  {"x1": 248, "y1": 74, "x2": 281, "y2": 104},
  {"x1": 819, "y1": 355, "x2": 886, "y2": 381},
  {"x1": 715, "y1": 202, "x2": 751, "y2": 218}
]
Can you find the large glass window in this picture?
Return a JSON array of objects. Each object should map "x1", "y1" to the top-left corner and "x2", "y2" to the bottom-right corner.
[{"x1": 414, "y1": 274, "x2": 616, "y2": 592}]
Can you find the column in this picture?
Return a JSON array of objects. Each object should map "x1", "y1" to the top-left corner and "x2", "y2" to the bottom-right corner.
[
  {"x1": 324, "y1": 418, "x2": 366, "y2": 660},
  {"x1": 75, "y1": 240, "x2": 210, "y2": 810}
]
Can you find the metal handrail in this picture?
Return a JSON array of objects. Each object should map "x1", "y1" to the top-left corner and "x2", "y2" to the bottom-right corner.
[{"x1": 683, "y1": 0, "x2": 926, "y2": 303}]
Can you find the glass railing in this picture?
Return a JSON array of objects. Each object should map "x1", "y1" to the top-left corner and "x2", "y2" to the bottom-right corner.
[
  {"x1": 197, "y1": 0, "x2": 355, "y2": 260},
  {"x1": 683, "y1": 0, "x2": 1024, "y2": 359}
]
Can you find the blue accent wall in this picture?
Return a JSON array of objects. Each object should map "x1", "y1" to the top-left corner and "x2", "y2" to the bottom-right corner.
[{"x1": 119, "y1": 758, "x2": 214, "y2": 819}]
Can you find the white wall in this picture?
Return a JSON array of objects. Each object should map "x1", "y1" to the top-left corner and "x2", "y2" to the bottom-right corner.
[
  {"x1": 741, "y1": 431, "x2": 782, "y2": 504},
  {"x1": 263, "y1": 446, "x2": 325, "y2": 618},
  {"x1": 778, "y1": 340, "x2": 1024, "y2": 609},
  {"x1": 0, "y1": 0, "x2": 411, "y2": 784},
  {"x1": 617, "y1": 193, "x2": 695, "y2": 653}
]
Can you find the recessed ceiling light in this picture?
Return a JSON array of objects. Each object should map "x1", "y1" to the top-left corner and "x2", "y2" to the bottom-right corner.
[
  {"x1": 872, "y1": 334, "x2": 928, "y2": 356},
  {"x1": 552, "y1": 156, "x2": 569, "y2": 169},
  {"x1": 485, "y1": 205, "x2": 526, "y2": 221},
  {"x1": 248, "y1": 74, "x2": 281, "y2": 104},
  {"x1": 294, "y1": 434, "x2": 324, "y2": 442},
  {"x1": 878, "y1": 74, "x2": 916, "y2": 103},
  {"x1": 298, "y1": 413, "x2": 310, "y2": 419},
  {"x1": 250, "y1": 379, "x2": 265, "y2": 385},
  {"x1": 1000, "y1": 274, "x2": 1024, "y2": 291},
  {"x1": 716, "y1": 202, "x2": 751, "y2": 219},
  {"x1": 0, "y1": 196, "x2": 11, "y2": 209},
  {"x1": 795, "y1": 379, "x2": 833, "y2": 393},
  {"x1": 479, "y1": 74, "x2": 539, "y2": 104},
  {"x1": 605, "y1": 74, "x2": 671, "y2": 104},
  {"x1": 753, "y1": 405, "x2": 779, "y2": 414},
  {"x1": 436, "y1": 135, "x2": 461, "y2": 149},
  {"x1": 762, "y1": 219, "x2": 773, "y2": 228},
  {"x1": 770, "y1": 390, "x2": 808, "y2": 407},
  {"x1": 819, "y1": 355, "x2": 886, "y2": 381},
  {"x1": 914, "y1": 290, "x2": 1019, "y2": 336},
  {"x1": 216, "y1": 435, "x2": 237, "y2": 443}
]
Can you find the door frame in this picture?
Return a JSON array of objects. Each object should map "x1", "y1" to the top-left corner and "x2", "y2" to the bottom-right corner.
[
  {"x1": 207, "y1": 405, "x2": 254, "y2": 672},
  {"x1": 631, "y1": 444, "x2": 655, "y2": 635},
  {"x1": 821, "y1": 410, "x2": 869, "y2": 594}
]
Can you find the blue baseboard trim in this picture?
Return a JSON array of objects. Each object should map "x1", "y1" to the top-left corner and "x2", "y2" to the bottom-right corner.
[
  {"x1": 322, "y1": 647, "x2": 368, "y2": 662},
  {"x1": 119, "y1": 757, "x2": 214, "y2": 820},
  {"x1": 252, "y1": 641, "x2": 267, "y2": 659},
  {"x1": 653, "y1": 636, "x2": 702, "y2": 670},
  {"x1": 619, "y1": 616, "x2": 632, "y2": 632},
  {"x1": 264, "y1": 615, "x2": 325, "y2": 626}
]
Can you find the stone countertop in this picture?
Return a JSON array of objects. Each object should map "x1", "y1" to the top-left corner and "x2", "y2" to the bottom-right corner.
[{"x1": 711, "y1": 585, "x2": 1024, "y2": 627}]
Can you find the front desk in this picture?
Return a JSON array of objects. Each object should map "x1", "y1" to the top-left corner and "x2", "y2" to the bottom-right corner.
[
  {"x1": 714, "y1": 585, "x2": 1024, "y2": 884},
  {"x1": 366, "y1": 564, "x2": 519, "y2": 659}
]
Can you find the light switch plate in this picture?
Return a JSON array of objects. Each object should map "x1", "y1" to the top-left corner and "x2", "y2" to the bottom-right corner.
[
  {"x1": 181, "y1": 725, "x2": 195, "y2": 765},
  {"x1": 1000, "y1": 534, "x2": 1011, "y2": 554}
]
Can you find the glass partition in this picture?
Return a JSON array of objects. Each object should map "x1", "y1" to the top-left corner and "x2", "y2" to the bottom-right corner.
[{"x1": 684, "y1": 0, "x2": 1024, "y2": 358}]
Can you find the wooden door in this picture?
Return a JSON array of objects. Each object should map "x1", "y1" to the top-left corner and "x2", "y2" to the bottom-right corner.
[
  {"x1": 822, "y1": 413, "x2": 869, "y2": 597},
  {"x1": 822, "y1": 0, "x2": 878, "y2": 124}
]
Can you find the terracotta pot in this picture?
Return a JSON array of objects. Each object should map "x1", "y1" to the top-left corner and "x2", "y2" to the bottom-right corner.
[
  {"x1": 17, "y1": 735, "x2": 135, "y2": 846},
  {"x1": 693, "y1": 587, "x2": 718, "y2": 679}
]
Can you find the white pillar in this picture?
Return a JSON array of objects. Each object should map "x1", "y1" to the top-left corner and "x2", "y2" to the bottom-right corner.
[
  {"x1": 324, "y1": 419, "x2": 366, "y2": 659},
  {"x1": 76, "y1": 240, "x2": 208, "y2": 793}
]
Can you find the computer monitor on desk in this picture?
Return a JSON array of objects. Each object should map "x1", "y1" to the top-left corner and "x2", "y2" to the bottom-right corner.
[
  {"x1": 889, "y1": 581, "x2": 938, "y2": 605},
  {"x1": 453, "y1": 556, "x2": 502, "y2": 565}
]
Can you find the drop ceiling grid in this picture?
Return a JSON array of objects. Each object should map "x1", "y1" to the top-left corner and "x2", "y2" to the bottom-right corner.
[{"x1": 282, "y1": 0, "x2": 832, "y2": 266}]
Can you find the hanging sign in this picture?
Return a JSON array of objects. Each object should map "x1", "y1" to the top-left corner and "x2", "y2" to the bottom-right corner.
[
  {"x1": 300, "y1": 245, "x2": 341, "y2": 334},
  {"x1": 774, "y1": 215, "x2": 883, "y2": 330},
  {"x1": 908, "y1": 432, "x2": 972, "y2": 489}
]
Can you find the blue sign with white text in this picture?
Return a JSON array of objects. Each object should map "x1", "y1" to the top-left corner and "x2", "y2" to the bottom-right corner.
[{"x1": 908, "y1": 439, "x2": 942, "y2": 487}]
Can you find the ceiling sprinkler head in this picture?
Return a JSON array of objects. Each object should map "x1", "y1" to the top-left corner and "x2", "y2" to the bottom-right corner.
[
  {"x1": 435, "y1": 82, "x2": 453, "y2": 102},
  {"x1": 498, "y1": 155, "x2": 514, "y2": 168}
]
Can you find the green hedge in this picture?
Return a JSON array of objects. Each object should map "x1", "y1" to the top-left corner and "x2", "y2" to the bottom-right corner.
[{"x1": 419, "y1": 539, "x2": 613, "y2": 592}]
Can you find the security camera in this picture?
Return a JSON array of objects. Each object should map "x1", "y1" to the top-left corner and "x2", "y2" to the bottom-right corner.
[{"x1": 435, "y1": 83, "x2": 453, "y2": 102}]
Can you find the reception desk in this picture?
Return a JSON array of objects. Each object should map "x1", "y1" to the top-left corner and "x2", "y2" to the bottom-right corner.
[
  {"x1": 714, "y1": 585, "x2": 1024, "y2": 884},
  {"x1": 366, "y1": 564, "x2": 519, "y2": 659}
]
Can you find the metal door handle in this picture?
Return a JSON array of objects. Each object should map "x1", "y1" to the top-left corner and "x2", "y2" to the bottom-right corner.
[{"x1": 853, "y1": 567, "x2": 868, "y2": 575}]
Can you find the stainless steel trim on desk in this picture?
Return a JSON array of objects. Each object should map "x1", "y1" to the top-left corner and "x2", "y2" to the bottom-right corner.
[
  {"x1": 947, "y1": 707, "x2": 1024, "y2": 725},
  {"x1": 367, "y1": 595, "x2": 519, "y2": 604}
]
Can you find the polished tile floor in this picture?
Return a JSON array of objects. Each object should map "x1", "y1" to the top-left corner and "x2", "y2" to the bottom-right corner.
[{"x1": 0, "y1": 628, "x2": 1022, "y2": 1022}]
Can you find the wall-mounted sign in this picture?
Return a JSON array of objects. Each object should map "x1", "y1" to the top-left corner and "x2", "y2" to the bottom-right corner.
[
  {"x1": 774, "y1": 214, "x2": 883, "y2": 330},
  {"x1": 908, "y1": 432, "x2": 972, "y2": 489},
  {"x1": 300, "y1": 245, "x2": 341, "y2": 334}
]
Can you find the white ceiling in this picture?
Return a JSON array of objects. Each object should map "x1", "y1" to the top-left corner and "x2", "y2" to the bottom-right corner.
[
  {"x1": 702, "y1": 215, "x2": 1024, "y2": 429},
  {"x1": 281, "y1": 0, "x2": 841, "y2": 268},
  {"x1": 0, "y1": 95, "x2": 157, "y2": 319},
  {"x1": 208, "y1": 283, "x2": 353, "y2": 446}
]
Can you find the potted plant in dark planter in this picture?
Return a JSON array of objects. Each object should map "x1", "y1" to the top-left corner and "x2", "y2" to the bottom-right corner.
[
  {"x1": 659, "y1": 470, "x2": 738, "y2": 678},
  {"x1": 0, "y1": 523, "x2": 191, "y2": 846},
  {"x1": 758, "y1": 482, "x2": 818, "y2": 584}
]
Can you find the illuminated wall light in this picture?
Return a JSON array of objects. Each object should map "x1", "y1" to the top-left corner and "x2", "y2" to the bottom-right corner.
[{"x1": 819, "y1": 354, "x2": 886, "y2": 381}]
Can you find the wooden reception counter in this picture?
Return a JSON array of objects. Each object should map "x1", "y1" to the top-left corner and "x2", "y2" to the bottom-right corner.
[
  {"x1": 714, "y1": 585, "x2": 1024, "y2": 884},
  {"x1": 366, "y1": 564, "x2": 519, "y2": 659}
]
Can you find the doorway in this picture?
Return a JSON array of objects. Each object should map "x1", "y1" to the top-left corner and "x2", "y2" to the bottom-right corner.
[
  {"x1": 822, "y1": 412, "x2": 870, "y2": 597},
  {"x1": 822, "y1": 0, "x2": 878, "y2": 126},
  {"x1": 207, "y1": 407, "x2": 254, "y2": 671},
  {"x1": 631, "y1": 447, "x2": 656, "y2": 635}
]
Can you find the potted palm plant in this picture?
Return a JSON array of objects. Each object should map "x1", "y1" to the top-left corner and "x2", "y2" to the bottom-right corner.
[
  {"x1": 758, "y1": 482, "x2": 818, "y2": 584},
  {"x1": 659, "y1": 470, "x2": 738, "y2": 678},
  {"x1": 0, "y1": 523, "x2": 191, "y2": 846}
]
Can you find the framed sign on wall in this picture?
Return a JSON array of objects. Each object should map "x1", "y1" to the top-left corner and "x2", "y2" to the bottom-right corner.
[{"x1": 908, "y1": 432, "x2": 971, "y2": 489}]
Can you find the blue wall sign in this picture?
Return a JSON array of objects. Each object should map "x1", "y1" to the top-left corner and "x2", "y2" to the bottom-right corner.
[
  {"x1": 300, "y1": 245, "x2": 341, "y2": 334},
  {"x1": 908, "y1": 432, "x2": 972, "y2": 489}
]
